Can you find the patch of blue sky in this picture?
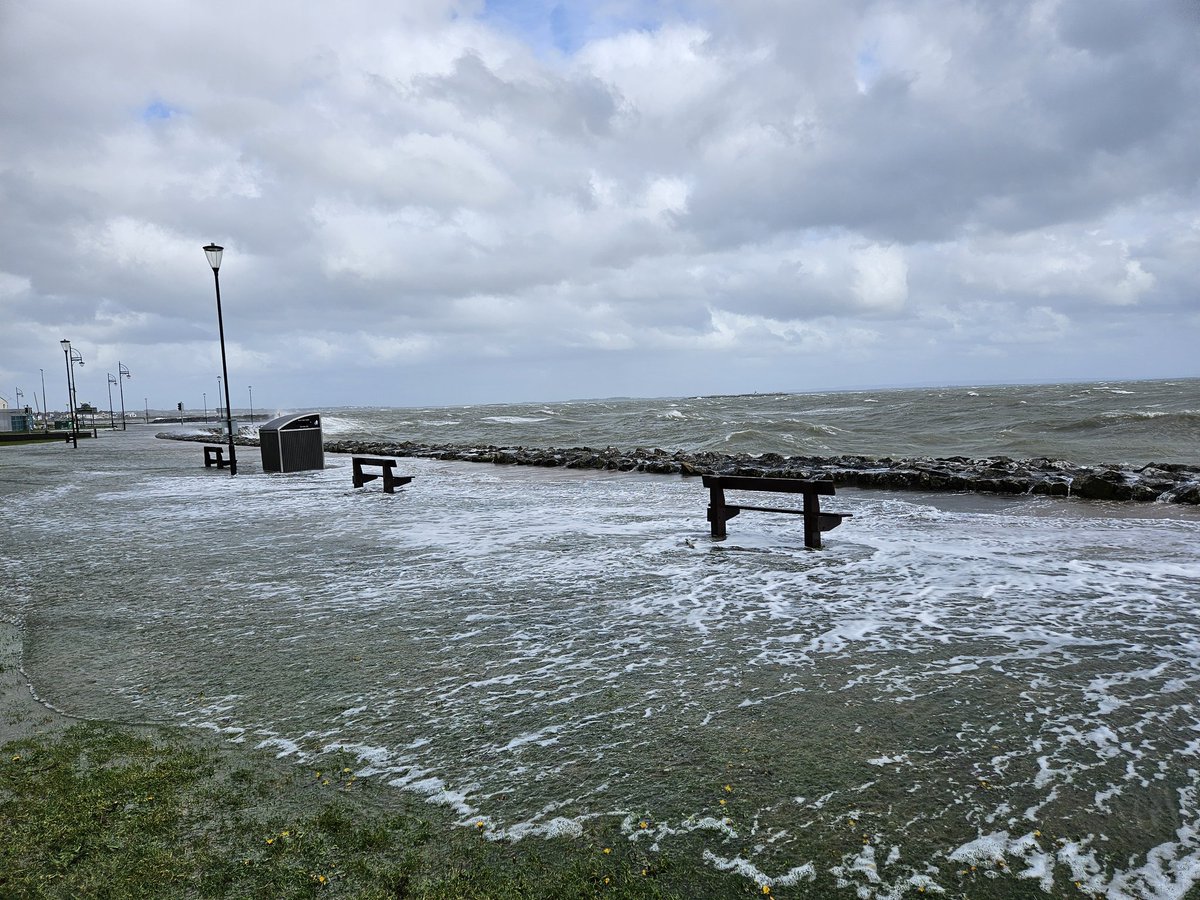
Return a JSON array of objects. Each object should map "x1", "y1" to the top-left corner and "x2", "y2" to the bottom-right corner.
[
  {"x1": 855, "y1": 44, "x2": 882, "y2": 93},
  {"x1": 480, "y1": 0, "x2": 694, "y2": 57},
  {"x1": 141, "y1": 100, "x2": 179, "y2": 122}
]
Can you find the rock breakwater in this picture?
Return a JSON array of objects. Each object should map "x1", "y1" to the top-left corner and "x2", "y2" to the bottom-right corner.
[{"x1": 164, "y1": 433, "x2": 1199, "y2": 504}]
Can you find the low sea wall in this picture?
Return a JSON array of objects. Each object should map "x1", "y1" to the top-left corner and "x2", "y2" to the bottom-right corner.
[{"x1": 163, "y1": 433, "x2": 1200, "y2": 504}]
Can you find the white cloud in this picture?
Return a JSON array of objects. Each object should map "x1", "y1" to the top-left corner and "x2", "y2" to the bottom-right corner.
[
  {"x1": 0, "y1": 271, "x2": 32, "y2": 299},
  {"x1": 989, "y1": 305, "x2": 1072, "y2": 344},
  {"x1": 1106, "y1": 258, "x2": 1155, "y2": 307},
  {"x1": 74, "y1": 217, "x2": 196, "y2": 274},
  {"x1": 0, "y1": 0, "x2": 1196, "y2": 405},
  {"x1": 852, "y1": 244, "x2": 908, "y2": 312},
  {"x1": 576, "y1": 25, "x2": 726, "y2": 119}
]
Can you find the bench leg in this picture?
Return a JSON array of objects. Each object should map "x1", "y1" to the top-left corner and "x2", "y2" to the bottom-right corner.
[
  {"x1": 803, "y1": 495, "x2": 822, "y2": 549},
  {"x1": 708, "y1": 486, "x2": 727, "y2": 539},
  {"x1": 352, "y1": 460, "x2": 365, "y2": 488},
  {"x1": 382, "y1": 468, "x2": 395, "y2": 493}
]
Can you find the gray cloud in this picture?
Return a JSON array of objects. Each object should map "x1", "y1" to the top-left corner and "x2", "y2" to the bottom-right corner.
[{"x1": 1, "y1": 0, "x2": 1196, "y2": 410}]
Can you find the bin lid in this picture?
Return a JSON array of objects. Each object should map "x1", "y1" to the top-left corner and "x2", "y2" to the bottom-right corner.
[{"x1": 260, "y1": 412, "x2": 321, "y2": 432}]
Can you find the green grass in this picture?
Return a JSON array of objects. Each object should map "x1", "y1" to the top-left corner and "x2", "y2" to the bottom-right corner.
[
  {"x1": 0, "y1": 722, "x2": 1095, "y2": 898},
  {"x1": 0, "y1": 722, "x2": 728, "y2": 899}
]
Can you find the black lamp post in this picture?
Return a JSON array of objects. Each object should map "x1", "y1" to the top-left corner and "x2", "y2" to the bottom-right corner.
[
  {"x1": 203, "y1": 243, "x2": 237, "y2": 475},
  {"x1": 59, "y1": 339, "x2": 82, "y2": 448},
  {"x1": 107, "y1": 373, "x2": 117, "y2": 429},
  {"x1": 118, "y1": 362, "x2": 130, "y2": 430}
]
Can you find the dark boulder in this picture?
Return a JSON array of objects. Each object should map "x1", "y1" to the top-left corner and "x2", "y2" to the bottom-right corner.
[{"x1": 1073, "y1": 470, "x2": 1134, "y2": 501}]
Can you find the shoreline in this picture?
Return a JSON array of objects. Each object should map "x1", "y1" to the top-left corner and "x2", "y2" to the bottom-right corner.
[
  {"x1": 166, "y1": 432, "x2": 1200, "y2": 504},
  {"x1": 0, "y1": 620, "x2": 72, "y2": 748},
  {"x1": 0, "y1": 619, "x2": 681, "y2": 897}
]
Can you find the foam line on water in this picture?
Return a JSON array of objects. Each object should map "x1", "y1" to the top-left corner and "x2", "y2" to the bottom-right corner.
[{"x1": 12, "y1": 447, "x2": 1200, "y2": 897}]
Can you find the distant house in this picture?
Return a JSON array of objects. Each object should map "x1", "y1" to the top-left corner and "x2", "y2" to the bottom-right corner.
[{"x1": 0, "y1": 407, "x2": 34, "y2": 432}]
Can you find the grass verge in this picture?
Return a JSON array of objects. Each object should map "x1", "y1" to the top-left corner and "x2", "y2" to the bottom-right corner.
[
  {"x1": 0, "y1": 720, "x2": 1079, "y2": 898},
  {"x1": 0, "y1": 721, "x2": 758, "y2": 899}
]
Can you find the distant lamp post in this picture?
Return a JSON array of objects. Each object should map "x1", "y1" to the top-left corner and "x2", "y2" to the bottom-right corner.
[
  {"x1": 216, "y1": 376, "x2": 222, "y2": 417},
  {"x1": 203, "y1": 391, "x2": 208, "y2": 424},
  {"x1": 107, "y1": 373, "x2": 118, "y2": 429},
  {"x1": 248, "y1": 385, "x2": 254, "y2": 423},
  {"x1": 203, "y1": 243, "x2": 237, "y2": 476},
  {"x1": 40, "y1": 369, "x2": 48, "y2": 431},
  {"x1": 117, "y1": 362, "x2": 131, "y2": 430},
  {"x1": 59, "y1": 339, "x2": 82, "y2": 448}
]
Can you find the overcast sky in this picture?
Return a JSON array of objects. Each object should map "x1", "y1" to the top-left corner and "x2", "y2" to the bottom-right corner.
[{"x1": 1, "y1": 0, "x2": 1197, "y2": 412}]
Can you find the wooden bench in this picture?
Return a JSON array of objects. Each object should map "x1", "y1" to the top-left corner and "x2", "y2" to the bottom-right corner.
[
  {"x1": 702, "y1": 475, "x2": 850, "y2": 548},
  {"x1": 352, "y1": 456, "x2": 413, "y2": 494},
  {"x1": 203, "y1": 445, "x2": 229, "y2": 469}
]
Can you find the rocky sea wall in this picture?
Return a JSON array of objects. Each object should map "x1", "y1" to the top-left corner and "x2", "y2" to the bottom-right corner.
[{"x1": 164, "y1": 433, "x2": 1200, "y2": 504}]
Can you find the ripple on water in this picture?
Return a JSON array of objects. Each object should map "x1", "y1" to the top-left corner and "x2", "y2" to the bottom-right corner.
[{"x1": 9, "y1": 443, "x2": 1200, "y2": 898}]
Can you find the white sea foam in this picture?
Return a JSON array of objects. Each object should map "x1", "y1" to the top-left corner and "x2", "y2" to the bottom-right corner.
[
  {"x1": 703, "y1": 850, "x2": 817, "y2": 887},
  {"x1": 255, "y1": 735, "x2": 305, "y2": 759},
  {"x1": 948, "y1": 831, "x2": 1011, "y2": 866},
  {"x1": 315, "y1": 414, "x2": 365, "y2": 435},
  {"x1": 11, "y1": 427, "x2": 1200, "y2": 899},
  {"x1": 495, "y1": 815, "x2": 588, "y2": 842},
  {"x1": 157, "y1": 426, "x2": 214, "y2": 438}
]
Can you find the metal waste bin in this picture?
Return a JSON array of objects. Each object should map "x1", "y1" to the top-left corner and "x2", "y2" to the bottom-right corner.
[{"x1": 259, "y1": 412, "x2": 324, "y2": 473}]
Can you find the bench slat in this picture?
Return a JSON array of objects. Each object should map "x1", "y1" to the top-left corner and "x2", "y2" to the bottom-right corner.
[
  {"x1": 708, "y1": 505, "x2": 849, "y2": 530},
  {"x1": 729, "y1": 504, "x2": 851, "y2": 518},
  {"x1": 702, "y1": 475, "x2": 834, "y2": 495}
]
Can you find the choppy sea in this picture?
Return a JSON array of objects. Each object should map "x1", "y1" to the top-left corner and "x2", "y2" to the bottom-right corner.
[
  {"x1": 307, "y1": 377, "x2": 1200, "y2": 466},
  {"x1": 3, "y1": 377, "x2": 1199, "y2": 898}
]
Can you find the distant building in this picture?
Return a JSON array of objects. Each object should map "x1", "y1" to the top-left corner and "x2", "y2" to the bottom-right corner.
[{"x1": 0, "y1": 407, "x2": 33, "y2": 432}]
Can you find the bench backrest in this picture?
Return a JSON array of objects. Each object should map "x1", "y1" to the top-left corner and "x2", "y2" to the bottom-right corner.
[{"x1": 702, "y1": 475, "x2": 835, "y2": 495}]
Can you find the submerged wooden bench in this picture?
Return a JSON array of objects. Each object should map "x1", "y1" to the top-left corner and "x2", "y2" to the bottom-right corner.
[
  {"x1": 352, "y1": 456, "x2": 412, "y2": 494},
  {"x1": 702, "y1": 475, "x2": 850, "y2": 548},
  {"x1": 203, "y1": 445, "x2": 229, "y2": 469}
]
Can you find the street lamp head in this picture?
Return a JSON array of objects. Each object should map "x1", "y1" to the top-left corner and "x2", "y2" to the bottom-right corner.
[
  {"x1": 203, "y1": 243, "x2": 224, "y2": 271},
  {"x1": 60, "y1": 339, "x2": 70, "y2": 350}
]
